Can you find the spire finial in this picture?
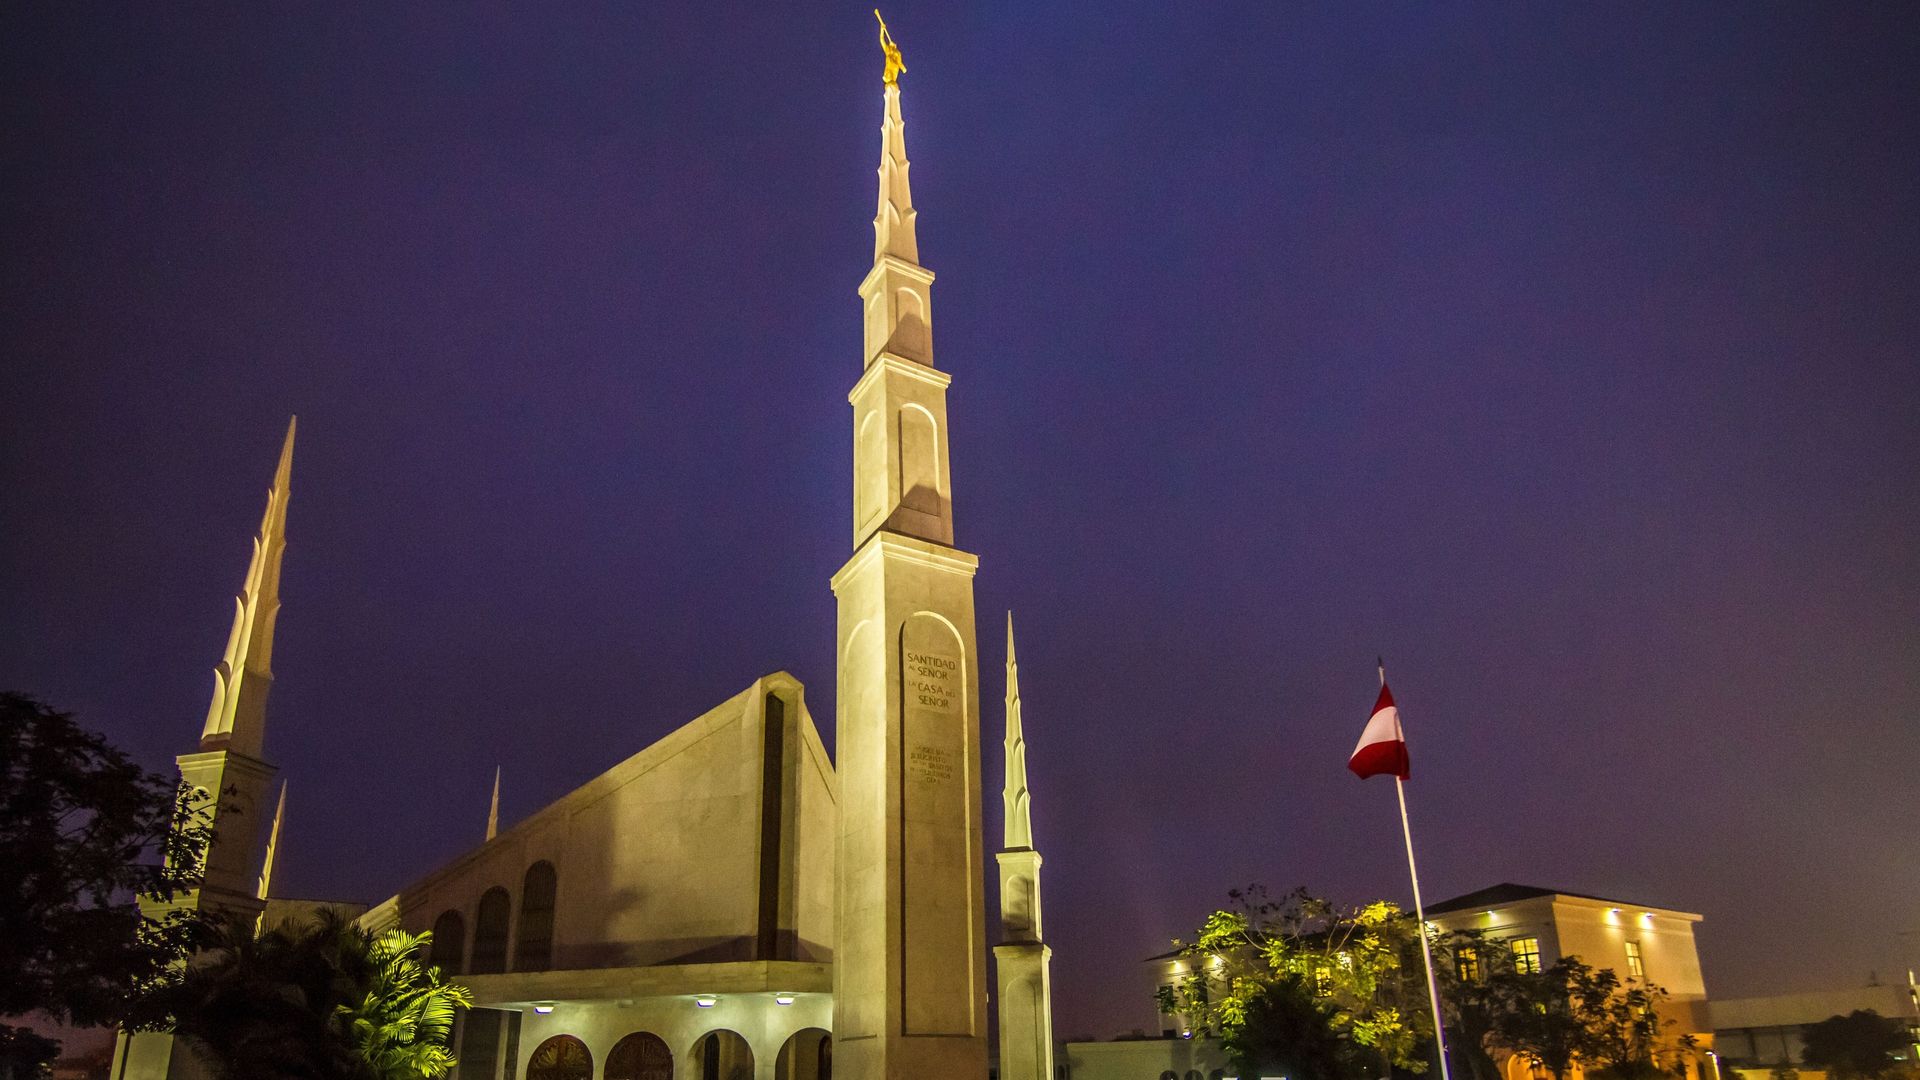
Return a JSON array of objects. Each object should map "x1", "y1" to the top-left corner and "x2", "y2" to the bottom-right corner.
[
  {"x1": 870, "y1": 14, "x2": 919, "y2": 265},
  {"x1": 875, "y1": 10, "x2": 905, "y2": 86},
  {"x1": 1003, "y1": 611, "x2": 1033, "y2": 850},
  {"x1": 487, "y1": 765, "x2": 502, "y2": 841},
  {"x1": 256, "y1": 780, "x2": 287, "y2": 900},
  {"x1": 200, "y1": 416, "x2": 297, "y2": 759}
]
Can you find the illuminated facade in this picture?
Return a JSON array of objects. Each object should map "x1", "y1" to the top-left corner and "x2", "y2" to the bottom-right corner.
[
  {"x1": 117, "y1": 25, "x2": 1043, "y2": 1080},
  {"x1": 1426, "y1": 883, "x2": 1714, "y2": 1080}
]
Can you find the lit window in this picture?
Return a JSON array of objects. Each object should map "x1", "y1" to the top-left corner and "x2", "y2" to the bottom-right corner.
[
  {"x1": 1313, "y1": 965, "x2": 1333, "y2": 995},
  {"x1": 1512, "y1": 937, "x2": 1541, "y2": 974},
  {"x1": 1456, "y1": 946, "x2": 1481, "y2": 983},
  {"x1": 1625, "y1": 940, "x2": 1644, "y2": 979}
]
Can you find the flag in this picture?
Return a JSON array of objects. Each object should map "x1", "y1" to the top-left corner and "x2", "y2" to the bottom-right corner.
[{"x1": 1348, "y1": 682, "x2": 1410, "y2": 780}]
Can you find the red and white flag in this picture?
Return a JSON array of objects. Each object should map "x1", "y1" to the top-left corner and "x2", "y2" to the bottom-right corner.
[{"x1": 1348, "y1": 682, "x2": 1410, "y2": 780}]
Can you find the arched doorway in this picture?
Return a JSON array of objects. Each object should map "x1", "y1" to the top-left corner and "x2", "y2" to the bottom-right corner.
[
  {"x1": 525, "y1": 1034, "x2": 591, "y2": 1080},
  {"x1": 775, "y1": 1027, "x2": 831, "y2": 1080},
  {"x1": 693, "y1": 1030, "x2": 754, "y2": 1080},
  {"x1": 605, "y1": 1031, "x2": 673, "y2": 1080}
]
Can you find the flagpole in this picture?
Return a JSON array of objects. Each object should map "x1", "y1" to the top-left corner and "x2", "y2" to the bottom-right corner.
[{"x1": 1383, "y1": 658, "x2": 1452, "y2": 1080}]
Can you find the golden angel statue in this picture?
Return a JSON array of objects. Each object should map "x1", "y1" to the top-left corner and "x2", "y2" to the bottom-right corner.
[{"x1": 875, "y1": 10, "x2": 906, "y2": 85}]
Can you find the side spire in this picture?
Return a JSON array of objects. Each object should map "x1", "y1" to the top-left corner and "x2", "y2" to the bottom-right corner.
[
  {"x1": 486, "y1": 765, "x2": 501, "y2": 841},
  {"x1": 1004, "y1": 611, "x2": 1033, "y2": 850},
  {"x1": 256, "y1": 780, "x2": 287, "y2": 900},
  {"x1": 200, "y1": 416, "x2": 296, "y2": 759},
  {"x1": 872, "y1": 11, "x2": 918, "y2": 265}
]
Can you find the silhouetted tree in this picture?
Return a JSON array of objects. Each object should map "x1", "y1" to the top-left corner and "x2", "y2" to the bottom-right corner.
[
  {"x1": 0, "y1": 693, "x2": 216, "y2": 1077},
  {"x1": 1799, "y1": 1011, "x2": 1910, "y2": 1080}
]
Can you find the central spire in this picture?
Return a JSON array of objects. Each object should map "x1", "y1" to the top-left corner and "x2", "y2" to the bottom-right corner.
[{"x1": 201, "y1": 416, "x2": 296, "y2": 759}]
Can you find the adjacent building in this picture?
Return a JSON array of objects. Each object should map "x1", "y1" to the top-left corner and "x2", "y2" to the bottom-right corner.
[
  {"x1": 1426, "y1": 883, "x2": 1714, "y2": 1080},
  {"x1": 1710, "y1": 981, "x2": 1920, "y2": 1077}
]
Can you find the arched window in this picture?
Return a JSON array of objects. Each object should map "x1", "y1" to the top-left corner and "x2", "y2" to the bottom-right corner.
[
  {"x1": 526, "y1": 1034, "x2": 591, "y2": 1080},
  {"x1": 605, "y1": 1032, "x2": 673, "y2": 1080},
  {"x1": 1159, "y1": 1072, "x2": 1178, "y2": 1080},
  {"x1": 471, "y1": 886, "x2": 511, "y2": 974},
  {"x1": 428, "y1": 909, "x2": 464, "y2": 974},
  {"x1": 775, "y1": 1028, "x2": 831, "y2": 1080},
  {"x1": 696, "y1": 1030, "x2": 754, "y2": 1080},
  {"x1": 1185, "y1": 1071, "x2": 1203, "y2": 1080},
  {"x1": 517, "y1": 861, "x2": 557, "y2": 971}
]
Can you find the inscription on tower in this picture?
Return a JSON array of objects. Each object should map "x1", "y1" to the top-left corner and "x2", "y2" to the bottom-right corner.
[{"x1": 900, "y1": 617, "x2": 973, "y2": 1036}]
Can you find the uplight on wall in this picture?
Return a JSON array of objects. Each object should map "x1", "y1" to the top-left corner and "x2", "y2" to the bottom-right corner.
[
  {"x1": 532, "y1": 1004, "x2": 555, "y2": 1015},
  {"x1": 694, "y1": 995, "x2": 718, "y2": 1008},
  {"x1": 774, "y1": 993, "x2": 795, "y2": 1006}
]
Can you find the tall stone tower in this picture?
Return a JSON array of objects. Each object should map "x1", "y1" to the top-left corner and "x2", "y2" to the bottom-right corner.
[
  {"x1": 994, "y1": 615, "x2": 1055, "y2": 1080},
  {"x1": 114, "y1": 418, "x2": 296, "y2": 1080},
  {"x1": 829, "y1": 14, "x2": 990, "y2": 1078}
]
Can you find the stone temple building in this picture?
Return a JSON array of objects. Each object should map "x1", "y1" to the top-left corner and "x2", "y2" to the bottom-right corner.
[{"x1": 112, "y1": 24, "x2": 1055, "y2": 1080}]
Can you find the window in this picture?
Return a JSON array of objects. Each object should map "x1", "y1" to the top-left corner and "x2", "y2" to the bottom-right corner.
[
  {"x1": 517, "y1": 862, "x2": 557, "y2": 971},
  {"x1": 1512, "y1": 937, "x2": 1541, "y2": 974},
  {"x1": 1312, "y1": 964, "x2": 1333, "y2": 995},
  {"x1": 1624, "y1": 940, "x2": 1644, "y2": 979},
  {"x1": 472, "y1": 886, "x2": 512, "y2": 974},
  {"x1": 428, "y1": 909, "x2": 464, "y2": 974},
  {"x1": 526, "y1": 1034, "x2": 592, "y2": 1080},
  {"x1": 606, "y1": 1032, "x2": 673, "y2": 1080},
  {"x1": 1456, "y1": 946, "x2": 1481, "y2": 983}
]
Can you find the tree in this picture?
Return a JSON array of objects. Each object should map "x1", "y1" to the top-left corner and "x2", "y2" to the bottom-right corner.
[
  {"x1": 0, "y1": 693, "x2": 216, "y2": 1075},
  {"x1": 1228, "y1": 974, "x2": 1357, "y2": 1080},
  {"x1": 164, "y1": 910, "x2": 471, "y2": 1080},
  {"x1": 339, "y1": 928, "x2": 473, "y2": 1080},
  {"x1": 1800, "y1": 1010, "x2": 1911, "y2": 1080},
  {"x1": 1477, "y1": 957, "x2": 1594, "y2": 1080},
  {"x1": 1157, "y1": 886, "x2": 1439, "y2": 1080},
  {"x1": 1475, "y1": 955, "x2": 1685, "y2": 1080}
]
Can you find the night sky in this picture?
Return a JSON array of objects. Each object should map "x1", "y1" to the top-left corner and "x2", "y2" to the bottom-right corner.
[{"x1": 4, "y1": 4, "x2": 1917, "y2": 1042}]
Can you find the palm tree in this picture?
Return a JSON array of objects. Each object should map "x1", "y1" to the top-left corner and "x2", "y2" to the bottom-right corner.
[
  {"x1": 339, "y1": 928, "x2": 472, "y2": 1080},
  {"x1": 165, "y1": 910, "x2": 471, "y2": 1080},
  {"x1": 168, "y1": 910, "x2": 378, "y2": 1080}
]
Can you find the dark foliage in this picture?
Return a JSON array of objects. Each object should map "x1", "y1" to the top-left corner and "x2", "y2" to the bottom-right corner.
[
  {"x1": 159, "y1": 911, "x2": 380, "y2": 1080},
  {"x1": 0, "y1": 693, "x2": 216, "y2": 1072},
  {"x1": 1226, "y1": 974, "x2": 1363, "y2": 1080},
  {"x1": 1799, "y1": 1011, "x2": 1910, "y2": 1080}
]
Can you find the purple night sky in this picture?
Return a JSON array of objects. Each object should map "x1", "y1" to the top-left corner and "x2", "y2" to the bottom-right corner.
[{"x1": 4, "y1": 4, "x2": 1916, "y2": 1041}]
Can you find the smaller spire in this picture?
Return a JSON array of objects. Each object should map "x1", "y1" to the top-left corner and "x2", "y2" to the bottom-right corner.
[
  {"x1": 1003, "y1": 612, "x2": 1033, "y2": 850},
  {"x1": 200, "y1": 417, "x2": 296, "y2": 759},
  {"x1": 256, "y1": 780, "x2": 287, "y2": 900},
  {"x1": 486, "y1": 766, "x2": 501, "y2": 841}
]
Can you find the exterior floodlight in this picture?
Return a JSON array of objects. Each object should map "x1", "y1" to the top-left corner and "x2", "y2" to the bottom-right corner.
[
  {"x1": 694, "y1": 995, "x2": 718, "y2": 1008},
  {"x1": 775, "y1": 993, "x2": 796, "y2": 1005}
]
